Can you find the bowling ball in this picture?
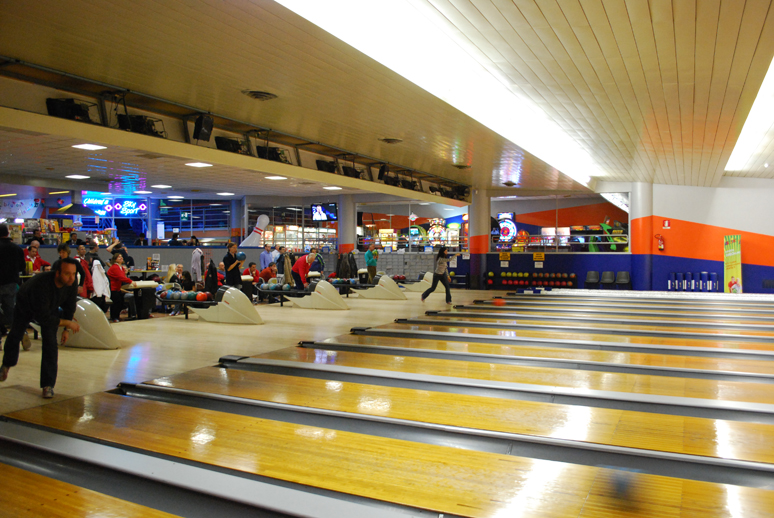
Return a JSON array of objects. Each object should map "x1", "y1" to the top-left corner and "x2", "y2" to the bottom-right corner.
[
  {"x1": 283, "y1": 284, "x2": 291, "y2": 291},
  {"x1": 196, "y1": 292, "x2": 207, "y2": 301},
  {"x1": 549, "y1": 273, "x2": 555, "y2": 278},
  {"x1": 500, "y1": 272, "x2": 506, "y2": 277},
  {"x1": 488, "y1": 272, "x2": 494, "y2": 277},
  {"x1": 159, "y1": 291, "x2": 167, "y2": 299},
  {"x1": 487, "y1": 279, "x2": 493, "y2": 285},
  {"x1": 562, "y1": 273, "x2": 568, "y2": 278},
  {"x1": 172, "y1": 292, "x2": 181, "y2": 300},
  {"x1": 569, "y1": 273, "x2": 576, "y2": 278},
  {"x1": 205, "y1": 292, "x2": 213, "y2": 301},
  {"x1": 493, "y1": 299, "x2": 507, "y2": 306},
  {"x1": 350, "y1": 279, "x2": 357, "y2": 285},
  {"x1": 449, "y1": 272, "x2": 455, "y2": 277},
  {"x1": 236, "y1": 252, "x2": 247, "y2": 261},
  {"x1": 189, "y1": 292, "x2": 198, "y2": 300}
]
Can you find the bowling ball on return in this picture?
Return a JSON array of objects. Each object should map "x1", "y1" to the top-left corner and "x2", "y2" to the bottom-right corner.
[
  {"x1": 196, "y1": 292, "x2": 207, "y2": 301},
  {"x1": 283, "y1": 284, "x2": 291, "y2": 291},
  {"x1": 236, "y1": 252, "x2": 247, "y2": 261},
  {"x1": 159, "y1": 291, "x2": 167, "y2": 299},
  {"x1": 188, "y1": 292, "x2": 198, "y2": 300},
  {"x1": 493, "y1": 299, "x2": 507, "y2": 306},
  {"x1": 350, "y1": 279, "x2": 357, "y2": 285},
  {"x1": 205, "y1": 292, "x2": 213, "y2": 301},
  {"x1": 172, "y1": 291, "x2": 181, "y2": 300}
]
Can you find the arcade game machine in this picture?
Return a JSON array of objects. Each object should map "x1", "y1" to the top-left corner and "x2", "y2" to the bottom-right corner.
[
  {"x1": 446, "y1": 223, "x2": 461, "y2": 249},
  {"x1": 409, "y1": 225, "x2": 427, "y2": 249},
  {"x1": 496, "y1": 212, "x2": 517, "y2": 251},
  {"x1": 427, "y1": 219, "x2": 447, "y2": 246}
]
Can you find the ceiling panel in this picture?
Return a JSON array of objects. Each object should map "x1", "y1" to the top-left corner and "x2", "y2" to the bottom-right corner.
[{"x1": 0, "y1": 0, "x2": 772, "y2": 192}]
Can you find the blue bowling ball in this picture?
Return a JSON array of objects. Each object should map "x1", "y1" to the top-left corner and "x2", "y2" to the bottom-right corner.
[
  {"x1": 283, "y1": 284, "x2": 291, "y2": 291},
  {"x1": 350, "y1": 279, "x2": 357, "y2": 285},
  {"x1": 236, "y1": 251, "x2": 247, "y2": 261},
  {"x1": 260, "y1": 283, "x2": 268, "y2": 290}
]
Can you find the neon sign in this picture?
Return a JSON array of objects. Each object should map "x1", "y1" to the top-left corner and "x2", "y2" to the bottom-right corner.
[{"x1": 83, "y1": 197, "x2": 147, "y2": 217}]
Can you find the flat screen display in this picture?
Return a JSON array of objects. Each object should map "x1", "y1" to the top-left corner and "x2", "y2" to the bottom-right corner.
[
  {"x1": 497, "y1": 212, "x2": 514, "y2": 220},
  {"x1": 311, "y1": 203, "x2": 338, "y2": 221}
]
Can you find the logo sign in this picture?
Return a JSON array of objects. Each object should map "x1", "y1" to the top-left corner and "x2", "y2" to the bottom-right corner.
[
  {"x1": 84, "y1": 197, "x2": 147, "y2": 217},
  {"x1": 499, "y1": 252, "x2": 511, "y2": 261},
  {"x1": 533, "y1": 252, "x2": 545, "y2": 261}
]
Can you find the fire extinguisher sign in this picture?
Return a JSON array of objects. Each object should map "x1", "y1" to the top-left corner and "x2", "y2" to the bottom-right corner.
[{"x1": 663, "y1": 220, "x2": 670, "y2": 229}]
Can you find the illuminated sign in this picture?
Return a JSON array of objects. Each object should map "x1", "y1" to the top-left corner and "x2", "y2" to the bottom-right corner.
[
  {"x1": 83, "y1": 197, "x2": 147, "y2": 217},
  {"x1": 462, "y1": 213, "x2": 469, "y2": 221}
]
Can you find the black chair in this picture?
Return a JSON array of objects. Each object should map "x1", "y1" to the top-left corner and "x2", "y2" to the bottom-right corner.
[
  {"x1": 615, "y1": 271, "x2": 631, "y2": 290},
  {"x1": 585, "y1": 271, "x2": 600, "y2": 289},
  {"x1": 600, "y1": 271, "x2": 615, "y2": 289}
]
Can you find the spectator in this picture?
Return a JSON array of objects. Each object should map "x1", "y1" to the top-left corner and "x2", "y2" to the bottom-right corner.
[
  {"x1": 25, "y1": 243, "x2": 50, "y2": 272},
  {"x1": 223, "y1": 242, "x2": 244, "y2": 288},
  {"x1": 0, "y1": 223, "x2": 25, "y2": 343},
  {"x1": 259, "y1": 262, "x2": 278, "y2": 284},
  {"x1": 260, "y1": 244, "x2": 272, "y2": 270},
  {"x1": 168, "y1": 233, "x2": 182, "y2": 246},
  {"x1": 25, "y1": 229, "x2": 43, "y2": 246},
  {"x1": 66, "y1": 232, "x2": 83, "y2": 247},
  {"x1": 85, "y1": 242, "x2": 106, "y2": 269},
  {"x1": 106, "y1": 253, "x2": 135, "y2": 323},
  {"x1": 365, "y1": 243, "x2": 379, "y2": 283},
  {"x1": 134, "y1": 233, "x2": 149, "y2": 246}
]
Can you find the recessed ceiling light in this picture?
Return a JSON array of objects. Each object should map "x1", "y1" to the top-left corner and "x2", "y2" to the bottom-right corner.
[
  {"x1": 217, "y1": 192, "x2": 235, "y2": 196},
  {"x1": 134, "y1": 190, "x2": 152, "y2": 194},
  {"x1": 444, "y1": 208, "x2": 454, "y2": 211},
  {"x1": 766, "y1": 163, "x2": 769, "y2": 168},
  {"x1": 0, "y1": 193, "x2": 16, "y2": 198},
  {"x1": 152, "y1": 184, "x2": 172, "y2": 189},
  {"x1": 265, "y1": 176, "x2": 287, "y2": 180},
  {"x1": 418, "y1": 202, "x2": 431, "y2": 205},
  {"x1": 287, "y1": 207, "x2": 302, "y2": 211},
  {"x1": 185, "y1": 162, "x2": 213, "y2": 168},
  {"x1": 49, "y1": 191, "x2": 69, "y2": 195},
  {"x1": 72, "y1": 144, "x2": 107, "y2": 150},
  {"x1": 323, "y1": 186, "x2": 342, "y2": 190},
  {"x1": 101, "y1": 192, "x2": 112, "y2": 195},
  {"x1": 66, "y1": 175, "x2": 90, "y2": 179},
  {"x1": 167, "y1": 195, "x2": 184, "y2": 199},
  {"x1": 209, "y1": 203, "x2": 223, "y2": 206}
]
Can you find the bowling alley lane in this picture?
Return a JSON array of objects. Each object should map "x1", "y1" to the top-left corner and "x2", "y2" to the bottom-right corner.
[
  {"x1": 501, "y1": 293, "x2": 774, "y2": 309},
  {"x1": 369, "y1": 322, "x2": 774, "y2": 354},
  {"x1": 0, "y1": 461, "x2": 179, "y2": 518},
  {"x1": 492, "y1": 297, "x2": 774, "y2": 313},
  {"x1": 448, "y1": 307, "x2": 774, "y2": 326},
  {"x1": 250, "y1": 347, "x2": 774, "y2": 405},
  {"x1": 408, "y1": 315, "x2": 774, "y2": 339},
  {"x1": 316, "y1": 334, "x2": 774, "y2": 377},
  {"x1": 6, "y1": 393, "x2": 774, "y2": 518},
  {"x1": 143, "y1": 367, "x2": 774, "y2": 465}
]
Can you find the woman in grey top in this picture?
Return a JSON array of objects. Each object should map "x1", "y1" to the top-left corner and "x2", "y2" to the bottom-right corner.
[{"x1": 421, "y1": 246, "x2": 459, "y2": 304}]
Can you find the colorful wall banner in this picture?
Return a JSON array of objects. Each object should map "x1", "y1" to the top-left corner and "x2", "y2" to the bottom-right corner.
[{"x1": 724, "y1": 234, "x2": 743, "y2": 293}]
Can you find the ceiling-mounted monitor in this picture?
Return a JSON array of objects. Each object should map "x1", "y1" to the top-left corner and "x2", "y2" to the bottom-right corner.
[{"x1": 311, "y1": 203, "x2": 338, "y2": 222}]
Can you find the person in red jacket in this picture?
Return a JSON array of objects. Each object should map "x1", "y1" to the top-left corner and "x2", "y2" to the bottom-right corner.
[
  {"x1": 242, "y1": 262, "x2": 260, "y2": 284},
  {"x1": 106, "y1": 253, "x2": 134, "y2": 322},
  {"x1": 291, "y1": 254, "x2": 314, "y2": 290},
  {"x1": 259, "y1": 262, "x2": 277, "y2": 284},
  {"x1": 25, "y1": 243, "x2": 50, "y2": 272}
]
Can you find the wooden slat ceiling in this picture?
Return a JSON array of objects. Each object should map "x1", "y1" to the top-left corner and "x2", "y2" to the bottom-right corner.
[
  {"x1": 0, "y1": 0, "x2": 773, "y2": 191},
  {"x1": 416, "y1": 0, "x2": 774, "y2": 186}
]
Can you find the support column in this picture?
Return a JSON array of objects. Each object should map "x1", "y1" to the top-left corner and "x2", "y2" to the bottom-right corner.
[
  {"x1": 469, "y1": 189, "x2": 491, "y2": 289},
  {"x1": 230, "y1": 199, "x2": 242, "y2": 244},
  {"x1": 630, "y1": 182, "x2": 653, "y2": 291},
  {"x1": 338, "y1": 194, "x2": 357, "y2": 253},
  {"x1": 148, "y1": 198, "x2": 159, "y2": 242}
]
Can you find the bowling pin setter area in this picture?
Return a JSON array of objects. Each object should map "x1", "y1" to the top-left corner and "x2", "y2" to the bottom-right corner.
[{"x1": 3, "y1": 288, "x2": 774, "y2": 517}]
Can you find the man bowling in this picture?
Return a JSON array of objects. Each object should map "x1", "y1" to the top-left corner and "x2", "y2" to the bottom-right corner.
[{"x1": 0, "y1": 258, "x2": 80, "y2": 398}]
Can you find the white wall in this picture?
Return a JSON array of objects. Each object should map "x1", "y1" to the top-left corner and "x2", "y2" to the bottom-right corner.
[{"x1": 653, "y1": 177, "x2": 774, "y2": 235}]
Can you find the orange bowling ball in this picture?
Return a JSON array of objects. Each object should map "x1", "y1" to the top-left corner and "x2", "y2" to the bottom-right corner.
[{"x1": 493, "y1": 299, "x2": 507, "y2": 306}]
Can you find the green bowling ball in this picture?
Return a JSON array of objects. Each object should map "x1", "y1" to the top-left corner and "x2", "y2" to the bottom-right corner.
[
  {"x1": 188, "y1": 292, "x2": 197, "y2": 300},
  {"x1": 500, "y1": 272, "x2": 506, "y2": 277},
  {"x1": 488, "y1": 272, "x2": 494, "y2": 277}
]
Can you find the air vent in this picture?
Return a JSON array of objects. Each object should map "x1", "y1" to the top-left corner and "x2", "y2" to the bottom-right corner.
[
  {"x1": 241, "y1": 90, "x2": 278, "y2": 101},
  {"x1": 452, "y1": 164, "x2": 471, "y2": 169},
  {"x1": 378, "y1": 137, "x2": 403, "y2": 144}
]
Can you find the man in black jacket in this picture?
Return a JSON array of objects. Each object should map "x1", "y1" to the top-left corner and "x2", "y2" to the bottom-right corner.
[
  {"x1": 0, "y1": 224, "x2": 25, "y2": 340},
  {"x1": 0, "y1": 258, "x2": 81, "y2": 398}
]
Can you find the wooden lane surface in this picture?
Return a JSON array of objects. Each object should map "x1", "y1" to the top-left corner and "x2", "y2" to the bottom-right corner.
[
  {"x1": 319, "y1": 334, "x2": 774, "y2": 376},
  {"x1": 146, "y1": 367, "x2": 774, "y2": 464},
  {"x1": 447, "y1": 309, "x2": 774, "y2": 326},
  {"x1": 417, "y1": 315, "x2": 774, "y2": 339},
  {"x1": 469, "y1": 303, "x2": 774, "y2": 320},
  {"x1": 7, "y1": 393, "x2": 774, "y2": 518},
  {"x1": 373, "y1": 322, "x2": 774, "y2": 353},
  {"x1": 500, "y1": 295, "x2": 774, "y2": 308},
  {"x1": 253, "y1": 347, "x2": 774, "y2": 405},
  {"x1": 0, "y1": 461, "x2": 178, "y2": 517}
]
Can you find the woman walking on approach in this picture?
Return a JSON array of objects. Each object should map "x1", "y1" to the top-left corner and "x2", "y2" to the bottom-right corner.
[{"x1": 421, "y1": 246, "x2": 459, "y2": 305}]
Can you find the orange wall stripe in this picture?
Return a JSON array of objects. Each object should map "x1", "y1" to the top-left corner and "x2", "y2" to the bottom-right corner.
[
  {"x1": 635, "y1": 216, "x2": 774, "y2": 267},
  {"x1": 514, "y1": 203, "x2": 629, "y2": 228},
  {"x1": 339, "y1": 243, "x2": 354, "y2": 253},
  {"x1": 469, "y1": 234, "x2": 489, "y2": 254}
]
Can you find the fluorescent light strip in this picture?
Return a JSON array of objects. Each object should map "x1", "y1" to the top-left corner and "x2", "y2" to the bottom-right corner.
[
  {"x1": 0, "y1": 193, "x2": 16, "y2": 198},
  {"x1": 66, "y1": 175, "x2": 90, "y2": 179},
  {"x1": 167, "y1": 196, "x2": 184, "y2": 199},
  {"x1": 72, "y1": 144, "x2": 107, "y2": 150},
  {"x1": 726, "y1": 55, "x2": 774, "y2": 170},
  {"x1": 323, "y1": 186, "x2": 342, "y2": 190},
  {"x1": 134, "y1": 190, "x2": 152, "y2": 194},
  {"x1": 151, "y1": 185, "x2": 172, "y2": 189},
  {"x1": 49, "y1": 191, "x2": 69, "y2": 195},
  {"x1": 275, "y1": 0, "x2": 599, "y2": 186},
  {"x1": 265, "y1": 176, "x2": 287, "y2": 180},
  {"x1": 600, "y1": 192, "x2": 630, "y2": 214},
  {"x1": 217, "y1": 192, "x2": 235, "y2": 196},
  {"x1": 185, "y1": 162, "x2": 213, "y2": 168}
]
